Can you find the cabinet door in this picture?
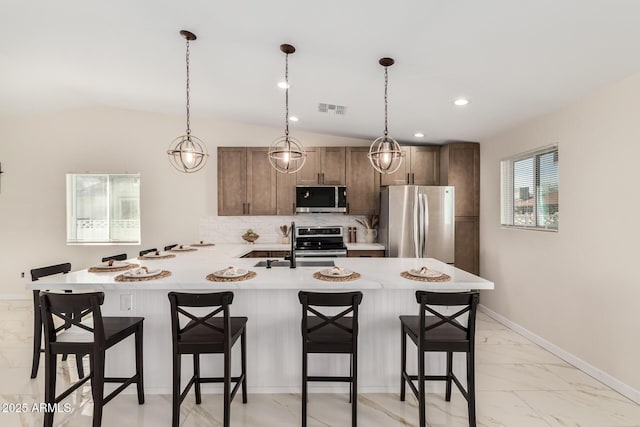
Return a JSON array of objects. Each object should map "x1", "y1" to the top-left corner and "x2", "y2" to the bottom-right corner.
[
  {"x1": 380, "y1": 146, "x2": 411, "y2": 186},
  {"x1": 246, "y1": 148, "x2": 277, "y2": 215},
  {"x1": 454, "y1": 216, "x2": 479, "y2": 275},
  {"x1": 276, "y1": 171, "x2": 297, "y2": 215},
  {"x1": 296, "y1": 147, "x2": 321, "y2": 185},
  {"x1": 446, "y1": 143, "x2": 480, "y2": 216},
  {"x1": 410, "y1": 146, "x2": 440, "y2": 185},
  {"x1": 345, "y1": 147, "x2": 381, "y2": 215},
  {"x1": 321, "y1": 147, "x2": 346, "y2": 184},
  {"x1": 218, "y1": 147, "x2": 247, "y2": 216}
]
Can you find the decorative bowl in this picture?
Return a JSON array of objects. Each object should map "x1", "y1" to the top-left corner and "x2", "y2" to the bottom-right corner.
[{"x1": 242, "y1": 234, "x2": 259, "y2": 243}]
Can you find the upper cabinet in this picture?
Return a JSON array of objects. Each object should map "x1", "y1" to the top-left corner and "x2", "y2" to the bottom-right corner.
[
  {"x1": 380, "y1": 146, "x2": 440, "y2": 186},
  {"x1": 218, "y1": 147, "x2": 277, "y2": 216},
  {"x1": 440, "y1": 143, "x2": 480, "y2": 217},
  {"x1": 296, "y1": 147, "x2": 346, "y2": 185},
  {"x1": 345, "y1": 147, "x2": 381, "y2": 215}
]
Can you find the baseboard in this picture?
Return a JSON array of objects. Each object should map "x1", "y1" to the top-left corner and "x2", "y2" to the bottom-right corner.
[
  {"x1": 479, "y1": 304, "x2": 640, "y2": 405},
  {"x1": 0, "y1": 294, "x2": 30, "y2": 301}
]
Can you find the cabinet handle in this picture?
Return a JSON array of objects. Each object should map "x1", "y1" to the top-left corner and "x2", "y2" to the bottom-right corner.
[
  {"x1": 346, "y1": 203, "x2": 350, "y2": 214},
  {"x1": 407, "y1": 173, "x2": 411, "y2": 184},
  {"x1": 317, "y1": 173, "x2": 321, "y2": 184},
  {"x1": 242, "y1": 203, "x2": 246, "y2": 215},
  {"x1": 247, "y1": 203, "x2": 250, "y2": 215},
  {"x1": 410, "y1": 173, "x2": 415, "y2": 184},
  {"x1": 321, "y1": 172, "x2": 325, "y2": 184},
  {"x1": 292, "y1": 203, "x2": 296, "y2": 214}
]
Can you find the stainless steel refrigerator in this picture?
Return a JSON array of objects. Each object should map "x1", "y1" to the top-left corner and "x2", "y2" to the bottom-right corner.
[{"x1": 379, "y1": 186, "x2": 455, "y2": 261}]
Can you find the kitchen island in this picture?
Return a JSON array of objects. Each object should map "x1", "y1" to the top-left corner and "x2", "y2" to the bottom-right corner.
[{"x1": 28, "y1": 244, "x2": 493, "y2": 394}]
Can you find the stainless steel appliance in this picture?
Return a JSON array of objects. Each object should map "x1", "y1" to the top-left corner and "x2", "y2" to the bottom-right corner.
[
  {"x1": 294, "y1": 226, "x2": 347, "y2": 257},
  {"x1": 379, "y1": 186, "x2": 455, "y2": 261},
  {"x1": 295, "y1": 186, "x2": 347, "y2": 213}
]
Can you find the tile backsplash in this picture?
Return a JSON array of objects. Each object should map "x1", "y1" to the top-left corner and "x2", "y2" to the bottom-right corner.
[{"x1": 200, "y1": 214, "x2": 373, "y2": 244}]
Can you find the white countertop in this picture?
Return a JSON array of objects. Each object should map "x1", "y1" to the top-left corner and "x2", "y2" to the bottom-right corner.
[
  {"x1": 232, "y1": 242, "x2": 385, "y2": 254},
  {"x1": 28, "y1": 243, "x2": 493, "y2": 292}
]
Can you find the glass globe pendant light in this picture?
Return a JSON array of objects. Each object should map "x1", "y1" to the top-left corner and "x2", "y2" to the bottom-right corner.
[
  {"x1": 167, "y1": 30, "x2": 209, "y2": 173},
  {"x1": 368, "y1": 57, "x2": 403, "y2": 174},
  {"x1": 268, "y1": 44, "x2": 306, "y2": 174}
]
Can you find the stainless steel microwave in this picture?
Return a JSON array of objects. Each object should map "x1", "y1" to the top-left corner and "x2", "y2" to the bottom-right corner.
[{"x1": 295, "y1": 186, "x2": 347, "y2": 213}]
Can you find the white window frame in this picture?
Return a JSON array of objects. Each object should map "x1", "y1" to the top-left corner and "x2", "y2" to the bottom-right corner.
[
  {"x1": 500, "y1": 144, "x2": 559, "y2": 232},
  {"x1": 66, "y1": 173, "x2": 141, "y2": 245}
]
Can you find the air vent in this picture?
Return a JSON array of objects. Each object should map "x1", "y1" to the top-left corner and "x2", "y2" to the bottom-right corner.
[{"x1": 318, "y1": 103, "x2": 347, "y2": 115}]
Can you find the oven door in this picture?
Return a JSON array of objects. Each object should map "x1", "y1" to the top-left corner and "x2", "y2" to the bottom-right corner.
[{"x1": 295, "y1": 249, "x2": 347, "y2": 258}]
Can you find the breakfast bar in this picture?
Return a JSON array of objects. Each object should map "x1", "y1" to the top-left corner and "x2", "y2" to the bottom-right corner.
[{"x1": 27, "y1": 244, "x2": 494, "y2": 395}]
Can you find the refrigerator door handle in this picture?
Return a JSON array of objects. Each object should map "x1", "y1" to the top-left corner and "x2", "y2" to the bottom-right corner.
[
  {"x1": 413, "y1": 189, "x2": 420, "y2": 258},
  {"x1": 422, "y1": 191, "x2": 429, "y2": 258},
  {"x1": 417, "y1": 189, "x2": 425, "y2": 257}
]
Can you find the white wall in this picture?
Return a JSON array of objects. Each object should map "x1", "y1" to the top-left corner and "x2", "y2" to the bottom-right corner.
[
  {"x1": 480, "y1": 73, "x2": 640, "y2": 392},
  {"x1": 0, "y1": 107, "x2": 370, "y2": 298}
]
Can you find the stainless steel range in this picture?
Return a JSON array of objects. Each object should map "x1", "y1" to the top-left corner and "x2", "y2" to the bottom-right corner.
[{"x1": 294, "y1": 226, "x2": 347, "y2": 257}]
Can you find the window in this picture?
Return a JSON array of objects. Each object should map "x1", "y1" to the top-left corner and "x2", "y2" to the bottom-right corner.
[
  {"x1": 500, "y1": 145, "x2": 558, "y2": 231},
  {"x1": 66, "y1": 174, "x2": 141, "y2": 244}
]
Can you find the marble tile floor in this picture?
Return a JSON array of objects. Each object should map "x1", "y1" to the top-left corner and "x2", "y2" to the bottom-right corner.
[{"x1": 1, "y1": 301, "x2": 639, "y2": 426}]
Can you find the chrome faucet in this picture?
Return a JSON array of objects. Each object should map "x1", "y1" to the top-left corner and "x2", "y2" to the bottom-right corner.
[{"x1": 289, "y1": 221, "x2": 296, "y2": 268}]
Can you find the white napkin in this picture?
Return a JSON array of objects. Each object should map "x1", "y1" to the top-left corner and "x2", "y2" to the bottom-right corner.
[
  {"x1": 131, "y1": 267, "x2": 160, "y2": 276},
  {"x1": 328, "y1": 266, "x2": 346, "y2": 276},
  {"x1": 219, "y1": 266, "x2": 238, "y2": 276}
]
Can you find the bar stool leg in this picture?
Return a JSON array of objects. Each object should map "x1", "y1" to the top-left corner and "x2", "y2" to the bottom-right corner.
[
  {"x1": 349, "y1": 356, "x2": 352, "y2": 403},
  {"x1": 418, "y1": 347, "x2": 426, "y2": 427},
  {"x1": 351, "y1": 348, "x2": 358, "y2": 427},
  {"x1": 31, "y1": 290, "x2": 41, "y2": 379},
  {"x1": 91, "y1": 350, "x2": 106, "y2": 427},
  {"x1": 43, "y1": 352, "x2": 57, "y2": 427},
  {"x1": 445, "y1": 351, "x2": 453, "y2": 401},
  {"x1": 223, "y1": 345, "x2": 231, "y2": 427},
  {"x1": 400, "y1": 325, "x2": 407, "y2": 401},
  {"x1": 193, "y1": 354, "x2": 202, "y2": 404},
  {"x1": 135, "y1": 325, "x2": 145, "y2": 404},
  {"x1": 301, "y1": 348, "x2": 308, "y2": 427},
  {"x1": 467, "y1": 351, "x2": 476, "y2": 427},
  {"x1": 172, "y1": 352, "x2": 181, "y2": 427},
  {"x1": 241, "y1": 329, "x2": 248, "y2": 404}
]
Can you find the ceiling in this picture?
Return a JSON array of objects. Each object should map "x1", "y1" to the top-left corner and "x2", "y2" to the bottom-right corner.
[{"x1": 2, "y1": 0, "x2": 640, "y2": 143}]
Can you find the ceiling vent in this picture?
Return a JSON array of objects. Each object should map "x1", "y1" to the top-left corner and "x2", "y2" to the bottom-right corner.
[{"x1": 318, "y1": 103, "x2": 347, "y2": 115}]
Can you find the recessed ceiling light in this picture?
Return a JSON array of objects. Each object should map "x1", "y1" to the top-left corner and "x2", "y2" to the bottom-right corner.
[
  {"x1": 453, "y1": 98, "x2": 469, "y2": 106},
  {"x1": 277, "y1": 81, "x2": 289, "y2": 89},
  {"x1": 289, "y1": 116, "x2": 299, "y2": 122},
  {"x1": 414, "y1": 132, "x2": 424, "y2": 138}
]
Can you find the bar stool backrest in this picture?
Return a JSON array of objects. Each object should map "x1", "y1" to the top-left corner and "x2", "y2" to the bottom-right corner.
[
  {"x1": 164, "y1": 244, "x2": 178, "y2": 251},
  {"x1": 298, "y1": 291, "x2": 363, "y2": 342},
  {"x1": 101, "y1": 253, "x2": 127, "y2": 262},
  {"x1": 31, "y1": 263, "x2": 71, "y2": 281},
  {"x1": 168, "y1": 292, "x2": 234, "y2": 343},
  {"x1": 40, "y1": 292, "x2": 105, "y2": 345},
  {"x1": 139, "y1": 248, "x2": 158, "y2": 256},
  {"x1": 415, "y1": 291, "x2": 480, "y2": 343}
]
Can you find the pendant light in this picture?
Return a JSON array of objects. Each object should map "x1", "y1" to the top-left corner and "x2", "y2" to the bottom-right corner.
[
  {"x1": 268, "y1": 44, "x2": 306, "y2": 174},
  {"x1": 368, "y1": 57, "x2": 403, "y2": 174},
  {"x1": 167, "y1": 30, "x2": 209, "y2": 173}
]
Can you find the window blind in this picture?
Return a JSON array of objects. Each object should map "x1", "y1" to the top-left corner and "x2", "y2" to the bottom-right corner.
[{"x1": 500, "y1": 145, "x2": 558, "y2": 231}]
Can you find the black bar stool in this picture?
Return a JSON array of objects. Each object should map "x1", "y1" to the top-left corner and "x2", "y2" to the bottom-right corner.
[
  {"x1": 400, "y1": 291, "x2": 480, "y2": 427},
  {"x1": 139, "y1": 248, "x2": 157, "y2": 256},
  {"x1": 30, "y1": 263, "x2": 84, "y2": 379},
  {"x1": 298, "y1": 291, "x2": 363, "y2": 427},
  {"x1": 168, "y1": 291, "x2": 248, "y2": 427},
  {"x1": 101, "y1": 253, "x2": 127, "y2": 262},
  {"x1": 40, "y1": 291, "x2": 145, "y2": 427}
]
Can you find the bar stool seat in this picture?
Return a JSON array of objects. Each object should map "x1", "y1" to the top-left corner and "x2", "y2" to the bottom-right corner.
[
  {"x1": 399, "y1": 316, "x2": 469, "y2": 350},
  {"x1": 178, "y1": 317, "x2": 247, "y2": 352}
]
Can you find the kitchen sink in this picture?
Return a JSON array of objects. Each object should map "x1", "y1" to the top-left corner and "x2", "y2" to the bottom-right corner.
[{"x1": 253, "y1": 260, "x2": 335, "y2": 268}]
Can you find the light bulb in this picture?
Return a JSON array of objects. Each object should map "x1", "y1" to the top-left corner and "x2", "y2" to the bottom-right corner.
[
  {"x1": 283, "y1": 150, "x2": 290, "y2": 164},
  {"x1": 181, "y1": 139, "x2": 196, "y2": 168},
  {"x1": 378, "y1": 140, "x2": 393, "y2": 170}
]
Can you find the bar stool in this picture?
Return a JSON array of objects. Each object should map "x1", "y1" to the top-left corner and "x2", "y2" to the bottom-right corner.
[
  {"x1": 40, "y1": 291, "x2": 145, "y2": 427},
  {"x1": 298, "y1": 291, "x2": 363, "y2": 427},
  {"x1": 168, "y1": 291, "x2": 248, "y2": 427},
  {"x1": 101, "y1": 253, "x2": 127, "y2": 262},
  {"x1": 399, "y1": 291, "x2": 480, "y2": 427},
  {"x1": 139, "y1": 248, "x2": 157, "y2": 256},
  {"x1": 30, "y1": 263, "x2": 84, "y2": 379}
]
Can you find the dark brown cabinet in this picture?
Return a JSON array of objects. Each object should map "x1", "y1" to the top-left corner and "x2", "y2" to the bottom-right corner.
[
  {"x1": 440, "y1": 142, "x2": 480, "y2": 274},
  {"x1": 347, "y1": 250, "x2": 385, "y2": 258},
  {"x1": 380, "y1": 146, "x2": 440, "y2": 186},
  {"x1": 345, "y1": 147, "x2": 381, "y2": 215},
  {"x1": 296, "y1": 147, "x2": 346, "y2": 185},
  {"x1": 218, "y1": 147, "x2": 276, "y2": 216},
  {"x1": 276, "y1": 172, "x2": 297, "y2": 215}
]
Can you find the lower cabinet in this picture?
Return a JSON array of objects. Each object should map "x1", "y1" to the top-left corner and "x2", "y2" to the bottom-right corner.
[
  {"x1": 347, "y1": 250, "x2": 385, "y2": 258},
  {"x1": 454, "y1": 217, "x2": 479, "y2": 275}
]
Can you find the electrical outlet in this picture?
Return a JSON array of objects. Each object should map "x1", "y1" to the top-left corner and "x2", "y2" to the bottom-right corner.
[
  {"x1": 120, "y1": 294, "x2": 133, "y2": 311},
  {"x1": 20, "y1": 272, "x2": 24, "y2": 278}
]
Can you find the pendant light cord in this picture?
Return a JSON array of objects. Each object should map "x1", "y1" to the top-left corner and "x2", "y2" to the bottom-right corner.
[
  {"x1": 384, "y1": 66, "x2": 389, "y2": 137},
  {"x1": 285, "y1": 52, "x2": 289, "y2": 137},
  {"x1": 185, "y1": 38, "x2": 191, "y2": 136}
]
